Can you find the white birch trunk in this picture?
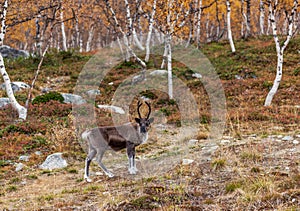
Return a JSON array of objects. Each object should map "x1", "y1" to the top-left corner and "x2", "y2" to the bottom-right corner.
[
  {"x1": 161, "y1": 44, "x2": 167, "y2": 69},
  {"x1": 0, "y1": 0, "x2": 8, "y2": 46},
  {"x1": 35, "y1": 13, "x2": 42, "y2": 56},
  {"x1": 145, "y1": 0, "x2": 157, "y2": 62},
  {"x1": 195, "y1": 0, "x2": 203, "y2": 47},
  {"x1": 124, "y1": 0, "x2": 144, "y2": 51},
  {"x1": 0, "y1": 0, "x2": 27, "y2": 120},
  {"x1": 105, "y1": 0, "x2": 146, "y2": 68},
  {"x1": 79, "y1": 34, "x2": 83, "y2": 52},
  {"x1": 60, "y1": 6, "x2": 67, "y2": 51},
  {"x1": 75, "y1": 17, "x2": 80, "y2": 48},
  {"x1": 166, "y1": 33, "x2": 173, "y2": 99},
  {"x1": 259, "y1": 0, "x2": 265, "y2": 35},
  {"x1": 226, "y1": 0, "x2": 236, "y2": 52},
  {"x1": 86, "y1": 25, "x2": 94, "y2": 52},
  {"x1": 245, "y1": 0, "x2": 251, "y2": 38},
  {"x1": 264, "y1": 0, "x2": 298, "y2": 106},
  {"x1": 241, "y1": 0, "x2": 246, "y2": 37},
  {"x1": 0, "y1": 55, "x2": 27, "y2": 120}
]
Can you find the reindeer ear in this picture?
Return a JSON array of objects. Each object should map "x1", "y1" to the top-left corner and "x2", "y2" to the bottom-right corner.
[
  {"x1": 135, "y1": 118, "x2": 140, "y2": 123},
  {"x1": 148, "y1": 117, "x2": 154, "y2": 123}
]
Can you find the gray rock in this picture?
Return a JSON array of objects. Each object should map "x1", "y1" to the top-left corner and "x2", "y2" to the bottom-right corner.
[
  {"x1": 15, "y1": 163, "x2": 24, "y2": 172},
  {"x1": 85, "y1": 89, "x2": 100, "y2": 96},
  {"x1": 97, "y1": 105, "x2": 125, "y2": 114},
  {"x1": 235, "y1": 75, "x2": 243, "y2": 80},
  {"x1": 292, "y1": 140, "x2": 299, "y2": 145},
  {"x1": 192, "y1": 73, "x2": 202, "y2": 79},
  {"x1": 182, "y1": 159, "x2": 194, "y2": 165},
  {"x1": 188, "y1": 139, "x2": 199, "y2": 145},
  {"x1": 41, "y1": 87, "x2": 53, "y2": 93},
  {"x1": 35, "y1": 151, "x2": 42, "y2": 156},
  {"x1": 19, "y1": 155, "x2": 30, "y2": 162},
  {"x1": 0, "y1": 97, "x2": 10, "y2": 108},
  {"x1": 282, "y1": 136, "x2": 293, "y2": 141},
  {"x1": 61, "y1": 93, "x2": 86, "y2": 105},
  {"x1": 220, "y1": 139, "x2": 231, "y2": 145},
  {"x1": 0, "y1": 81, "x2": 30, "y2": 93},
  {"x1": 39, "y1": 153, "x2": 68, "y2": 170},
  {"x1": 0, "y1": 45, "x2": 29, "y2": 59},
  {"x1": 150, "y1": 69, "x2": 168, "y2": 76}
]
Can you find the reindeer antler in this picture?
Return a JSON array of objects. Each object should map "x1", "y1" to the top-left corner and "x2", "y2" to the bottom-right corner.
[
  {"x1": 145, "y1": 101, "x2": 151, "y2": 119},
  {"x1": 137, "y1": 101, "x2": 143, "y2": 118}
]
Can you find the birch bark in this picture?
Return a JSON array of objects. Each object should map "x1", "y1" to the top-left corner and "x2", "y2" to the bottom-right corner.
[
  {"x1": 226, "y1": 0, "x2": 236, "y2": 52},
  {"x1": 60, "y1": 5, "x2": 67, "y2": 51},
  {"x1": 145, "y1": 0, "x2": 157, "y2": 62},
  {"x1": 259, "y1": 0, "x2": 265, "y2": 35},
  {"x1": 264, "y1": 0, "x2": 298, "y2": 106},
  {"x1": 0, "y1": 0, "x2": 27, "y2": 120}
]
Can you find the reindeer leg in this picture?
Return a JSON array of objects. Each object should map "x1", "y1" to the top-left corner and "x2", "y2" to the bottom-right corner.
[
  {"x1": 84, "y1": 148, "x2": 97, "y2": 182},
  {"x1": 127, "y1": 142, "x2": 137, "y2": 174},
  {"x1": 96, "y1": 149, "x2": 114, "y2": 178}
]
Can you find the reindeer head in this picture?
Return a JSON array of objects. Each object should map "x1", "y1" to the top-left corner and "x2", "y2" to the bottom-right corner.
[{"x1": 135, "y1": 101, "x2": 154, "y2": 134}]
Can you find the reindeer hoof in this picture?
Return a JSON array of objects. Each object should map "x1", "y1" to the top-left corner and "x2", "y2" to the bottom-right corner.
[
  {"x1": 128, "y1": 167, "x2": 138, "y2": 175},
  {"x1": 85, "y1": 177, "x2": 92, "y2": 183},
  {"x1": 106, "y1": 172, "x2": 114, "y2": 178}
]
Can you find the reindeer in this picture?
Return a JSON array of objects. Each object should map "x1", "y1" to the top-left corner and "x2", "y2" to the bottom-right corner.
[{"x1": 82, "y1": 101, "x2": 154, "y2": 182}]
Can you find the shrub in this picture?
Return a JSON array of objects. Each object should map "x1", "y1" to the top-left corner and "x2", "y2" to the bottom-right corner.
[{"x1": 32, "y1": 92, "x2": 64, "y2": 105}]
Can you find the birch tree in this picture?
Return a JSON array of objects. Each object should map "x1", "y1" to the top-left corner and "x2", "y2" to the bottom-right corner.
[
  {"x1": 60, "y1": 2, "x2": 67, "y2": 51},
  {"x1": 145, "y1": 0, "x2": 157, "y2": 62},
  {"x1": 103, "y1": 0, "x2": 146, "y2": 68},
  {"x1": 259, "y1": 0, "x2": 265, "y2": 35},
  {"x1": 0, "y1": 0, "x2": 27, "y2": 120},
  {"x1": 226, "y1": 0, "x2": 236, "y2": 52},
  {"x1": 245, "y1": 0, "x2": 251, "y2": 38},
  {"x1": 264, "y1": 0, "x2": 298, "y2": 106}
]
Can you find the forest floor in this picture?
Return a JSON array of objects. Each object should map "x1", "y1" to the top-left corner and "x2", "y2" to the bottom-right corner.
[{"x1": 0, "y1": 36, "x2": 300, "y2": 210}]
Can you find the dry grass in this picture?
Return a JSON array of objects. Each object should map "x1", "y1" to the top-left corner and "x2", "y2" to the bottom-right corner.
[{"x1": 0, "y1": 37, "x2": 300, "y2": 209}]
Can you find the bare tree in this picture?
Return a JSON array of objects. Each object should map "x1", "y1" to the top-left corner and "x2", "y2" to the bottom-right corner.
[
  {"x1": 0, "y1": 0, "x2": 27, "y2": 120},
  {"x1": 226, "y1": 0, "x2": 236, "y2": 52},
  {"x1": 264, "y1": 0, "x2": 298, "y2": 106}
]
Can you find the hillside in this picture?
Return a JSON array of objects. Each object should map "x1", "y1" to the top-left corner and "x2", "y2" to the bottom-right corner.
[{"x1": 0, "y1": 37, "x2": 299, "y2": 210}]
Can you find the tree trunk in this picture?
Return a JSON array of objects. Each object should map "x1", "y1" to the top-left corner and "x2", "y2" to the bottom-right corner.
[
  {"x1": 264, "y1": 0, "x2": 298, "y2": 106},
  {"x1": 259, "y1": 0, "x2": 265, "y2": 35},
  {"x1": 245, "y1": 0, "x2": 251, "y2": 38},
  {"x1": 86, "y1": 25, "x2": 94, "y2": 52},
  {"x1": 166, "y1": 33, "x2": 173, "y2": 99},
  {"x1": 60, "y1": 5, "x2": 67, "y2": 51},
  {"x1": 145, "y1": 0, "x2": 157, "y2": 62},
  {"x1": 35, "y1": 13, "x2": 42, "y2": 56},
  {"x1": 0, "y1": 55, "x2": 27, "y2": 120},
  {"x1": 195, "y1": 0, "x2": 202, "y2": 47},
  {"x1": 226, "y1": 0, "x2": 236, "y2": 52},
  {"x1": 0, "y1": 0, "x2": 27, "y2": 120},
  {"x1": 0, "y1": 0, "x2": 8, "y2": 46},
  {"x1": 264, "y1": 52, "x2": 283, "y2": 106}
]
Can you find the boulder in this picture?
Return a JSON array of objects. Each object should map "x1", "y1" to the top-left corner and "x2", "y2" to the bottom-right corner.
[
  {"x1": 15, "y1": 163, "x2": 24, "y2": 172},
  {"x1": 19, "y1": 155, "x2": 30, "y2": 162},
  {"x1": 0, "y1": 45, "x2": 29, "y2": 59},
  {"x1": 39, "y1": 153, "x2": 68, "y2": 170},
  {"x1": 192, "y1": 73, "x2": 202, "y2": 79},
  {"x1": 0, "y1": 81, "x2": 30, "y2": 93},
  {"x1": 282, "y1": 136, "x2": 293, "y2": 142},
  {"x1": 97, "y1": 105, "x2": 125, "y2": 114},
  {"x1": 61, "y1": 93, "x2": 86, "y2": 105},
  {"x1": 0, "y1": 97, "x2": 10, "y2": 108},
  {"x1": 150, "y1": 69, "x2": 168, "y2": 76},
  {"x1": 85, "y1": 89, "x2": 100, "y2": 97}
]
